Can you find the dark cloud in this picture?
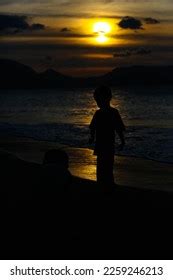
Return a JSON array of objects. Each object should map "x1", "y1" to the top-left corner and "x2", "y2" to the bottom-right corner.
[
  {"x1": 103, "y1": 0, "x2": 115, "y2": 3},
  {"x1": 0, "y1": 14, "x2": 45, "y2": 34},
  {"x1": 144, "y1": 17, "x2": 160, "y2": 24},
  {"x1": 30, "y1": 23, "x2": 45, "y2": 30},
  {"x1": 136, "y1": 48, "x2": 151, "y2": 55},
  {"x1": 118, "y1": 16, "x2": 143, "y2": 30},
  {"x1": 113, "y1": 47, "x2": 151, "y2": 57},
  {"x1": 60, "y1": 27, "x2": 71, "y2": 32},
  {"x1": 0, "y1": 14, "x2": 29, "y2": 31},
  {"x1": 114, "y1": 51, "x2": 131, "y2": 58}
]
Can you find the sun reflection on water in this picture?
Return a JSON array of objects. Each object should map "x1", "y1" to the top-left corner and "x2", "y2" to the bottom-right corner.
[{"x1": 67, "y1": 147, "x2": 97, "y2": 181}]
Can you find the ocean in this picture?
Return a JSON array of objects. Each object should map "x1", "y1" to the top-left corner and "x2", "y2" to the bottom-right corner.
[{"x1": 0, "y1": 86, "x2": 173, "y2": 163}]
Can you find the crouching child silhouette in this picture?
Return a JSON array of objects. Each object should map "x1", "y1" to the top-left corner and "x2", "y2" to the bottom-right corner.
[{"x1": 89, "y1": 85, "x2": 125, "y2": 189}]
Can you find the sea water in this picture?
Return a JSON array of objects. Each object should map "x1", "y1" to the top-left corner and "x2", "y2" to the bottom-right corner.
[{"x1": 0, "y1": 86, "x2": 173, "y2": 163}]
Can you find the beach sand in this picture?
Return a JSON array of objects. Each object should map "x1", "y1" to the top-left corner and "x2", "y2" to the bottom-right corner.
[
  {"x1": 0, "y1": 135, "x2": 173, "y2": 192},
  {"x1": 1, "y1": 135, "x2": 173, "y2": 259}
]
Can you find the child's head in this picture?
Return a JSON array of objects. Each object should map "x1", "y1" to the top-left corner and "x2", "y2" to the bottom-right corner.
[{"x1": 94, "y1": 85, "x2": 112, "y2": 108}]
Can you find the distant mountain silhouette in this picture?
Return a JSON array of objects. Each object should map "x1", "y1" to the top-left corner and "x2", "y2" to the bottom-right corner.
[
  {"x1": 0, "y1": 59, "x2": 173, "y2": 89},
  {"x1": 0, "y1": 59, "x2": 39, "y2": 89},
  {"x1": 39, "y1": 68, "x2": 75, "y2": 88}
]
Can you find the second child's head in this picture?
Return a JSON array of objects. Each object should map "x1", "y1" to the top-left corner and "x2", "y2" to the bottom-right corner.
[{"x1": 94, "y1": 85, "x2": 112, "y2": 108}]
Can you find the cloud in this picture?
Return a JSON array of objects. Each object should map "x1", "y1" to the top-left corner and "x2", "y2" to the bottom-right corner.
[
  {"x1": 118, "y1": 16, "x2": 143, "y2": 30},
  {"x1": 144, "y1": 17, "x2": 160, "y2": 24},
  {"x1": 136, "y1": 48, "x2": 151, "y2": 55},
  {"x1": 0, "y1": 14, "x2": 29, "y2": 31},
  {"x1": 113, "y1": 47, "x2": 151, "y2": 57},
  {"x1": 0, "y1": 14, "x2": 45, "y2": 34},
  {"x1": 60, "y1": 27, "x2": 71, "y2": 32},
  {"x1": 30, "y1": 23, "x2": 45, "y2": 30},
  {"x1": 103, "y1": 0, "x2": 115, "y2": 3}
]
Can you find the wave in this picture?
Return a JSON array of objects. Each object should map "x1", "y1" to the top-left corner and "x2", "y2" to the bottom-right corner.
[{"x1": 0, "y1": 122, "x2": 173, "y2": 164}]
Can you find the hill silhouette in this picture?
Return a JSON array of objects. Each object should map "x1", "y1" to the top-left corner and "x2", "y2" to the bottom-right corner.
[{"x1": 0, "y1": 59, "x2": 173, "y2": 89}]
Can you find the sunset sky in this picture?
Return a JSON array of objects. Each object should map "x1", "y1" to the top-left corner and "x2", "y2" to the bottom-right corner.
[{"x1": 0, "y1": 0, "x2": 173, "y2": 76}]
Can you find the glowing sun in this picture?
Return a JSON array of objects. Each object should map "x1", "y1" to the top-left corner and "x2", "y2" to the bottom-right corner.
[
  {"x1": 93, "y1": 22, "x2": 111, "y2": 34},
  {"x1": 93, "y1": 22, "x2": 111, "y2": 44}
]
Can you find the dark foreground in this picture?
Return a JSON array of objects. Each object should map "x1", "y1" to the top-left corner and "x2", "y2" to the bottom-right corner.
[{"x1": 1, "y1": 151, "x2": 173, "y2": 260}]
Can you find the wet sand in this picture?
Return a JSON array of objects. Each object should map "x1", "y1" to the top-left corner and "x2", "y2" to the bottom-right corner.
[{"x1": 0, "y1": 135, "x2": 173, "y2": 192}]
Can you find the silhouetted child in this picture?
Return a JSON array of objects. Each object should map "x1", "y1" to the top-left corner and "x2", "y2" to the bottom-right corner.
[{"x1": 89, "y1": 85, "x2": 125, "y2": 187}]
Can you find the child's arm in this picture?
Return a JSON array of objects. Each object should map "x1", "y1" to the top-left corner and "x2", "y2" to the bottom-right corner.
[
  {"x1": 115, "y1": 109, "x2": 126, "y2": 150},
  {"x1": 89, "y1": 128, "x2": 95, "y2": 144},
  {"x1": 117, "y1": 130, "x2": 125, "y2": 151}
]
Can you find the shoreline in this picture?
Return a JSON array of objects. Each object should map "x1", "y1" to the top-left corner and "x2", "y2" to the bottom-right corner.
[
  {"x1": 0, "y1": 135, "x2": 173, "y2": 192},
  {"x1": 1, "y1": 133, "x2": 173, "y2": 165}
]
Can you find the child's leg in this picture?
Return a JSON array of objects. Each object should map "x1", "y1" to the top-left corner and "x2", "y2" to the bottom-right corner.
[
  {"x1": 96, "y1": 154, "x2": 104, "y2": 184},
  {"x1": 97, "y1": 152, "x2": 114, "y2": 185}
]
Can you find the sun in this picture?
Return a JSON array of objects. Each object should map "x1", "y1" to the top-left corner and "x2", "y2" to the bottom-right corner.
[
  {"x1": 93, "y1": 22, "x2": 111, "y2": 34},
  {"x1": 96, "y1": 34, "x2": 108, "y2": 43},
  {"x1": 93, "y1": 22, "x2": 111, "y2": 44}
]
